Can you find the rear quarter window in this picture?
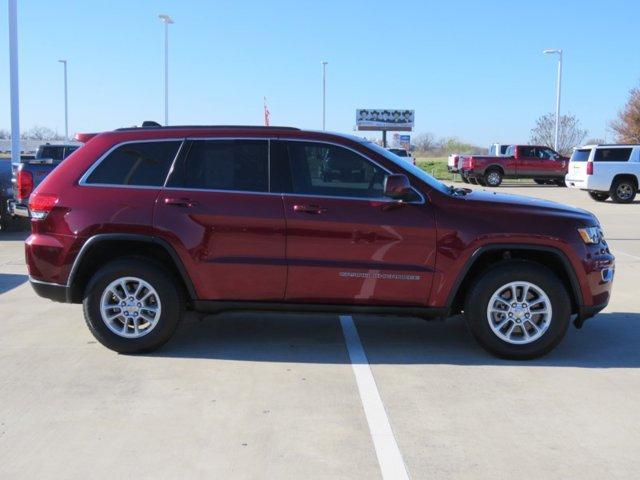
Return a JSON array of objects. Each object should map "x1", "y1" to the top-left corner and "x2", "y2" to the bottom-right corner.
[
  {"x1": 85, "y1": 141, "x2": 181, "y2": 186},
  {"x1": 570, "y1": 149, "x2": 591, "y2": 162},
  {"x1": 594, "y1": 148, "x2": 632, "y2": 162}
]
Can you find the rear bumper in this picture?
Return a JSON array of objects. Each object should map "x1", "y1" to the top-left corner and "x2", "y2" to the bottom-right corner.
[
  {"x1": 565, "y1": 176, "x2": 610, "y2": 192},
  {"x1": 29, "y1": 277, "x2": 69, "y2": 303},
  {"x1": 7, "y1": 199, "x2": 29, "y2": 218}
]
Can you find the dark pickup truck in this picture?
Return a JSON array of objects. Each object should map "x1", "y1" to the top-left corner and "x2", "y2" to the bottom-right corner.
[
  {"x1": 8, "y1": 143, "x2": 80, "y2": 219},
  {"x1": 460, "y1": 145, "x2": 568, "y2": 187}
]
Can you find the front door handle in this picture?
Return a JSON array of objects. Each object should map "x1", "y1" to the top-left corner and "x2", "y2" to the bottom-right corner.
[
  {"x1": 164, "y1": 197, "x2": 199, "y2": 208},
  {"x1": 293, "y1": 204, "x2": 327, "y2": 214}
]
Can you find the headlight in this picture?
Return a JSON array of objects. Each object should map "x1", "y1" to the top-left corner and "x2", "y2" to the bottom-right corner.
[{"x1": 578, "y1": 226, "x2": 601, "y2": 244}]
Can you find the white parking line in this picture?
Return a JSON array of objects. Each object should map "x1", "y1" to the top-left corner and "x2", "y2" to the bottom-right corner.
[
  {"x1": 339, "y1": 315, "x2": 410, "y2": 480},
  {"x1": 617, "y1": 250, "x2": 640, "y2": 261}
]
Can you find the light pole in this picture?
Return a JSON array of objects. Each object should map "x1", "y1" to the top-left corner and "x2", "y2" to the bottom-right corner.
[
  {"x1": 543, "y1": 49, "x2": 563, "y2": 151},
  {"x1": 58, "y1": 60, "x2": 68, "y2": 140},
  {"x1": 158, "y1": 14, "x2": 174, "y2": 126},
  {"x1": 322, "y1": 61, "x2": 328, "y2": 130},
  {"x1": 8, "y1": 0, "x2": 20, "y2": 165}
]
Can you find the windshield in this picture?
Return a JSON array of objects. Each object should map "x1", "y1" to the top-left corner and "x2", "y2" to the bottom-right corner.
[{"x1": 364, "y1": 141, "x2": 450, "y2": 194}]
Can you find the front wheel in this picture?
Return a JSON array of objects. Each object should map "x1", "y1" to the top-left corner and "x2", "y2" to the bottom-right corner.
[
  {"x1": 83, "y1": 258, "x2": 184, "y2": 353},
  {"x1": 588, "y1": 191, "x2": 609, "y2": 202},
  {"x1": 464, "y1": 262, "x2": 571, "y2": 359}
]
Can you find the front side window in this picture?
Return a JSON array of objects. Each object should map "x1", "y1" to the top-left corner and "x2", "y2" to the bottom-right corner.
[
  {"x1": 167, "y1": 140, "x2": 268, "y2": 192},
  {"x1": 594, "y1": 148, "x2": 632, "y2": 162},
  {"x1": 85, "y1": 141, "x2": 181, "y2": 186},
  {"x1": 536, "y1": 148, "x2": 556, "y2": 159},
  {"x1": 286, "y1": 141, "x2": 386, "y2": 199},
  {"x1": 519, "y1": 146, "x2": 536, "y2": 157}
]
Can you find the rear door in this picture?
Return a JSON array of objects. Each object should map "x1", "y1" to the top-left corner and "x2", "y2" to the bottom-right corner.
[
  {"x1": 273, "y1": 140, "x2": 436, "y2": 306},
  {"x1": 155, "y1": 138, "x2": 287, "y2": 301}
]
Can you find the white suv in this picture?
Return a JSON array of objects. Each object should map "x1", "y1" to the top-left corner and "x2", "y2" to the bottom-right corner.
[{"x1": 565, "y1": 144, "x2": 640, "y2": 203}]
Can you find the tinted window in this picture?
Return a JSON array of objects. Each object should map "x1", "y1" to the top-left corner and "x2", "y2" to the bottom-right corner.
[
  {"x1": 570, "y1": 149, "x2": 591, "y2": 162},
  {"x1": 167, "y1": 140, "x2": 268, "y2": 192},
  {"x1": 500, "y1": 145, "x2": 509, "y2": 155},
  {"x1": 536, "y1": 148, "x2": 556, "y2": 159},
  {"x1": 594, "y1": 148, "x2": 632, "y2": 162},
  {"x1": 519, "y1": 146, "x2": 536, "y2": 157},
  {"x1": 286, "y1": 141, "x2": 386, "y2": 199},
  {"x1": 36, "y1": 145, "x2": 65, "y2": 160},
  {"x1": 86, "y1": 141, "x2": 180, "y2": 186}
]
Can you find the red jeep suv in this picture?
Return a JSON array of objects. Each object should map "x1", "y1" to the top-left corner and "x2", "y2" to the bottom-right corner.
[{"x1": 25, "y1": 125, "x2": 614, "y2": 359}]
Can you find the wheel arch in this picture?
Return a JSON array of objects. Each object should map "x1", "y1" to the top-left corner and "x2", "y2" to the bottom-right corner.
[
  {"x1": 67, "y1": 234, "x2": 197, "y2": 304},
  {"x1": 611, "y1": 173, "x2": 639, "y2": 189},
  {"x1": 485, "y1": 164, "x2": 505, "y2": 175},
  {"x1": 446, "y1": 244, "x2": 583, "y2": 316}
]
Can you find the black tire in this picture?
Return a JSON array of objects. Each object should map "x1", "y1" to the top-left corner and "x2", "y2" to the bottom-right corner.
[
  {"x1": 476, "y1": 177, "x2": 487, "y2": 186},
  {"x1": 469, "y1": 177, "x2": 478, "y2": 185},
  {"x1": 464, "y1": 261, "x2": 571, "y2": 360},
  {"x1": 588, "y1": 191, "x2": 609, "y2": 202},
  {"x1": 83, "y1": 257, "x2": 184, "y2": 353},
  {"x1": 533, "y1": 179, "x2": 546, "y2": 185},
  {"x1": 610, "y1": 177, "x2": 637, "y2": 204},
  {"x1": 484, "y1": 169, "x2": 503, "y2": 187},
  {"x1": 554, "y1": 179, "x2": 566, "y2": 187},
  {"x1": 461, "y1": 175, "x2": 470, "y2": 184}
]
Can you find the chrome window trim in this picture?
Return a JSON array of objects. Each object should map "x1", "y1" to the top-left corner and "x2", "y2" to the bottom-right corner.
[
  {"x1": 78, "y1": 135, "x2": 425, "y2": 204},
  {"x1": 78, "y1": 138, "x2": 186, "y2": 188}
]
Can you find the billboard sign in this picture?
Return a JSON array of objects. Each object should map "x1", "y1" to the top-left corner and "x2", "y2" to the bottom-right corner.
[{"x1": 356, "y1": 109, "x2": 414, "y2": 131}]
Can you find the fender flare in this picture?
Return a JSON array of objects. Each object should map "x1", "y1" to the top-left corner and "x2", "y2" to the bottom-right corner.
[
  {"x1": 67, "y1": 233, "x2": 197, "y2": 302},
  {"x1": 445, "y1": 243, "x2": 583, "y2": 309}
]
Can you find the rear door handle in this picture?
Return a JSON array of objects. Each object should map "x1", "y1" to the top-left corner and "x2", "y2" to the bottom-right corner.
[
  {"x1": 164, "y1": 197, "x2": 199, "y2": 208},
  {"x1": 293, "y1": 204, "x2": 327, "y2": 214}
]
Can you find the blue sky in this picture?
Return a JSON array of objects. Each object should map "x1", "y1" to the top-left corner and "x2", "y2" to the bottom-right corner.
[{"x1": 1, "y1": 0, "x2": 639, "y2": 146}]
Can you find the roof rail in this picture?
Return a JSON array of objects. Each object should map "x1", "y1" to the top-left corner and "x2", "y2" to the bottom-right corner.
[{"x1": 115, "y1": 123, "x2": 300, "y2": 132}]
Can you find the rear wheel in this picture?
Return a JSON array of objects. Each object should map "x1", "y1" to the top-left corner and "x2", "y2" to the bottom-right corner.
[
  {"x1": 588, "y1": 191, "x2": 609, "y2": 202},
  {"x1": 484, "y1": 169, "x2": 503, "y2": 187},
  {"x1": 83, "y1": 258, "x2": 184, "y2": 353},
  {"x1": 610, "y1": 178, "x2": 637, "y2": 204},
  {"x1": 534, "y1": 179, "x2": 546, "y2": 185},
  {"x1": 469, "y1": 177, "x2": 478, "y2": 185},
  {"x1": 464, "y1": 262, "x2": 571, "y2": 359},
  {"x1": 461, "y1": 175, "x2": 470, "y2": 184},
  {"x1": 554, "y1": 179, "x2": 566, "y2": 187}
]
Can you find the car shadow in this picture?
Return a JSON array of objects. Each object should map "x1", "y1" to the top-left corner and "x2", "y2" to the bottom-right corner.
[
  {"x1": 151, "y1": 311, "x2": 640, "y2": 368},
  {"x1": 0, "y1": 273, "x2": 28, "y2": 294},
  {"x1": 0, "y1": 229, "x2": 30, "y2": 241}
]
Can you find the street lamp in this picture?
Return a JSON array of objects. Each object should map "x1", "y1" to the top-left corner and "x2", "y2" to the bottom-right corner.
[
  {"x1": 8, "y1": 0, "x2": 20, "y2": 165},
  {"x1": 543, "y1": 49, "x2": 563, "y2": 151},
  {"x1": 58, "y1": 60, "x2": 68, "y2": 140},
  {"x1": 158, "y1": 14, "x2": 174, "y2": 126},
  {"x1": 321, "y1": 61, "x2": 328, "y2": 130}
]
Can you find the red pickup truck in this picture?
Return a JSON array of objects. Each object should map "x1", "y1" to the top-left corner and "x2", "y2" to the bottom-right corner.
[{"x1": 460, "y1": 145, "x2": 569, "y2": 187}]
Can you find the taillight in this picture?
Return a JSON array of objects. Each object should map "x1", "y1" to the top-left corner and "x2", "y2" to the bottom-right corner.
[
  {"x1": 586, "y1": 162, "x2": 593, "y2": 175},
  {"x1": 29, "y1": 192, "x2": 59, "y2": 220},
  {"x1": 16, "y1": 170, "x2": 34, "y2": 199}
]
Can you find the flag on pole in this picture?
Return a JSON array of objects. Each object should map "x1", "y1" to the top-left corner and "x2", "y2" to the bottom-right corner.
[{"x1": 263, "y1": 97, "x2": 270, "y2": 126}]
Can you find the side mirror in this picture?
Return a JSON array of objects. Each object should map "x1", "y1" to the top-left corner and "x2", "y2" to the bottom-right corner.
[{"x1": 383, "y1": 174, "x2": 412, "y2": 200}]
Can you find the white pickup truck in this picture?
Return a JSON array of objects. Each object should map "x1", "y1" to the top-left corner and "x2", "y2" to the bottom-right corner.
[{"x1": 565, "y1": 144, "x2": 640, "y2": 203}]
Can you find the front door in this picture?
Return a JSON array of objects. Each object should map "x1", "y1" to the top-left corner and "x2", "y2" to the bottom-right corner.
[
  {"x1": 154, "y1": 139, "x2": 287, "y2": 301},
  {"x1": 273, "y1": 140, "x2": 436, "y2": 306}
]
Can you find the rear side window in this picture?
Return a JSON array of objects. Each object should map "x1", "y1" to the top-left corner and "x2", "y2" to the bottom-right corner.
[
  {"x1": 570, "y1": 149, "x2": 591, "y2": 162},
  {"x1": 85, "y1": 141, "x2": 181, "y2": 186},
  {"x1": 167, "y1": 140, "x2": 268, "y2": 192},
  {"x1": 285, "y1": 141, "x2": 386, "y2": 199},
  {"x1": 594, "y1": 148, "x2": 632, "y2": 162}
]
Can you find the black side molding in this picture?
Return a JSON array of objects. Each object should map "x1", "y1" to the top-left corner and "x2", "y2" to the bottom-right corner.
[
  {"x1": 30, "y1": 278, "x2": 68, "y2": 303},
  {"x1": 192, "y1": 300, "x2": 449, "y2": 319}
]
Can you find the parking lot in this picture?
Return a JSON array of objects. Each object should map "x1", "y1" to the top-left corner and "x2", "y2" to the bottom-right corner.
[{"x1": 0, "y1": 183, "x2": 638, "y2": 479}]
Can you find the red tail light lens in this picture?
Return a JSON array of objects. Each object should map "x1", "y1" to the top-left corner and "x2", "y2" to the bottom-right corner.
[
  {"x1": 29, "y1": 193, "x2": 59, "y2": 220},
  {"x1": 16, "y1": 170, "x2": 34, "y2": 199},
  {"x1": 586, "y1": 162, "x2": 593, "y2": 175}
]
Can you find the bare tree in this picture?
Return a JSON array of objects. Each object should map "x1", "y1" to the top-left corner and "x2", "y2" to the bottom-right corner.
[
  {"x1": 20, "y1": 126, "x2": 64, "y2": 141},
  {"x1": 610, "y1": 84, "x2": 640, "y2": 143},
  {"x1": 413, "y1": 132, "x2": 435, "y2": 152},
  {"x1": 529, "y1": 113, "x2": 587, "y2": 155},
  {"x1": 0, "y1": 129, "x2": 10, "y2": 139}
]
